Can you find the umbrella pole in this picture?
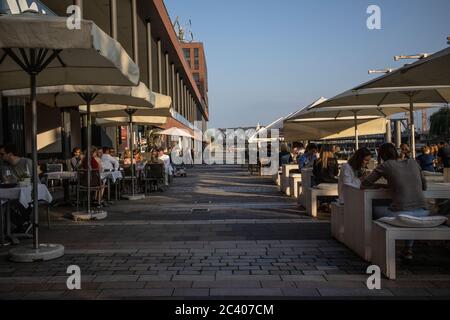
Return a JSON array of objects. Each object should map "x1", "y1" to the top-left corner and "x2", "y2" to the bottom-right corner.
[
  {"x1": 86, "y1": 100, "x2": 92, "y2": 216},
  {"x1": 30, "y1": 71, "x2": 39, "y2": 250},
  {"x1": 409, "y1": 94, "x2": 416, "y2": 159},
  {"x1": 353, "y1": 111, "x2": 359, "y2": 150},
  {"x1": 128, "y1": 110, "x2": 135, "y2": 197}
]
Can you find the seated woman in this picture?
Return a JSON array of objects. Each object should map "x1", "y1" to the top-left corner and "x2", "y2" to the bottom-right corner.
[
  {"x1": 279, "y1": 144, "x2": 293, "y2": 166},
  {"x1": 123, "y1": 148, "x2": 132, "y2": 166},
  {"x1": 313, "y1": 145, "x2": 339, "y2": 185},
  {"x1": 81, "y1": 146, "x2": 106, "y2": 207},
  {"x1": 362, "y1": 143, "x2": 429, "y2": 260},
  {"x1": 337, "y1": 147, "x2": 372, "y2": 205},
  {"x1": 416, "y1": 146, "x2": 435, "y2": 173}
]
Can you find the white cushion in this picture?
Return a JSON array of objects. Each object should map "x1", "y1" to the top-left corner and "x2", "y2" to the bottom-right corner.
[
  {"x1": 315, "y1": 183, "x2": 337, "y2": 190},
  {"x1": 378, "y1": 214, "x2": 448, "y2": 228}
]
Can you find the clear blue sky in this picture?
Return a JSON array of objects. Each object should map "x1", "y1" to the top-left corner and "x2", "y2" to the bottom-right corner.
[{"x1": 164, "y1": 0, "x2": 450, "y2": 129}]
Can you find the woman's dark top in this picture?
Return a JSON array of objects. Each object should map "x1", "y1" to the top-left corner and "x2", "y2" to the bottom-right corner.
[
  {"x1": 279, "y1": 151, "x2": 293, "y2": 166},
  {"x1": 416, "y1": 153, "x2": 435, "y2": 172},
  {"x1": 313, "y1": 158, "x2": 339, "y2": 184}
]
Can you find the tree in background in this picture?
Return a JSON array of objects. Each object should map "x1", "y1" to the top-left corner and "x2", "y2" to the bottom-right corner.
[{"x1": 429, "y1": 107, "x2": 450, "y2": 141}]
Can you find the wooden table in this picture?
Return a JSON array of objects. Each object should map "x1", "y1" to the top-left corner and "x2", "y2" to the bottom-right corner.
[{"x1": 343, "y1": 183, "x2": 450, "y2": 261}]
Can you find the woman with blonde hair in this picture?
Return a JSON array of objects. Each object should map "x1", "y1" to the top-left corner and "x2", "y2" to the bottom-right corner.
[{"x1": 312, "y1": 145, "x2": 339, "y2": 185}]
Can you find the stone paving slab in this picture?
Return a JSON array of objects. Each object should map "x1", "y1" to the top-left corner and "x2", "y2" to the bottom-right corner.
[{"x1": 0, "y1": 166, "x2": 449, "y2": 299}]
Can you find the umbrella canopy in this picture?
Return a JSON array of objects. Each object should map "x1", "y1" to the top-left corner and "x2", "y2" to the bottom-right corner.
[
  {"x1": 0, "y1": 13, "x2": 140, "y2": 89},
  {"x1": 314, "y1": 46, "x2": 450, "y2": 157},
  {"x1": 2, "y1": 82, "x2": 152, "y2": 108},
  {"x1": 157, "y1": 127, "x2": 194, "y2": 138},
  {"x1": 0, "y1": 13, "x2": 139, "y2": 259},
  {"x1": 283, "y1": 117, "x2": 387, "y2": 141}
]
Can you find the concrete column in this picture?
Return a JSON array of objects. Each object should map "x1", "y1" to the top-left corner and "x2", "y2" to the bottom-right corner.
[
  {"x1": 131, "y1": 0, "x2": 138, "y2": 65},
  {"x1": 176, "y1": 73, "x2": 180, "y2": 113},
  {"x1": 109, "y1": 0, "x2": 117, "y2": 39},
  {"x1": 165, "y1": 53, "x2": 170, "y2": 96},
  {"x1": 146, "y1": 21, "x2": 153, "y2": 91},
  {"x1": 180, "y1": 80, "x2": 185, "y2": 117},
  {"x1": 171, "y1": 64, "x2": 176, "y2": 109},
  {"x1": 394, "y1": 120, "x2": 402, "y2": 148},
  {"x1": 385, "y1": 119, "x2": 392, "y2": 143},
  {"x1": 157, "y1": 40, "x2": 162, "y2": 93}
]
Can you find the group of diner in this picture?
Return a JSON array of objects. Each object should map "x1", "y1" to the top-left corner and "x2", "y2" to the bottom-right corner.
[
  {"x1": 0, "y1": 141, "x2": 185, "y2": 234},
  {"x1": 276, "y1": 140, "x2": 450, "y2": 260}
]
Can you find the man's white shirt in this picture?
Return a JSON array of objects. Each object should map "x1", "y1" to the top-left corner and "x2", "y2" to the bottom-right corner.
[{"x1": 101, "y1": 154, "x2": 120, "y2": 171}]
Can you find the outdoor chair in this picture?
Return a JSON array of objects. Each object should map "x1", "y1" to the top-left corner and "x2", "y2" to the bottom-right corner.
[
  {"x1": 142, "y1": 163, "x2": 165, "y2": 194},
  {"x1": 121, "y1": 165, "x2": 139, "y2": 195},
  {"x1": 76, "y1": 169, "x2": 103, "y2": 211}
]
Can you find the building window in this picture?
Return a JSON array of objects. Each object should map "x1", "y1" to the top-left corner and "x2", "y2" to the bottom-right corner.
[
  {"x1": 193, "y1": 73, "x2": 200, "y2": 82},
  {"x1": 194, "y1": 59, "x2": 199, "y2": 70},
  {"x1": 194, "y1": 48, "x2": 199, "y2": 58},
  {"x1": 183, "y1": 48, "x2": 190, "y2": 60},
  {"x1": 186, "y1": 59, "x2": 191, "y2": 68}
]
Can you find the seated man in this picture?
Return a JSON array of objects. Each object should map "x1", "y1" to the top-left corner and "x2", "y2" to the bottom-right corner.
[
  {"x1": 1, "y1": 144, "x2": 32, "y2": 183},
  {"x1": 1, "y1": 144, "x2": 33, "y2": 233},
  {"x1": 99, "y1": 147, "x2": 120, "y2": 172},
  {"x1": 362, "y1": 143, "x2": 429, "y2": 260}
]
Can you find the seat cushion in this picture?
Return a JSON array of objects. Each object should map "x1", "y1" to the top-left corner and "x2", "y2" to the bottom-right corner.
[
  {"x1": 378, "y1": 215, "x2": 448, "y2": 228},
  {"x1": 315, "y1": 183, "x2": 337, "y2": 190}
]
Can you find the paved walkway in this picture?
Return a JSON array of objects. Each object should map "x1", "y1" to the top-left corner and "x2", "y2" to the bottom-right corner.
[{"x1": 1, "y1": 165, "x2": 449, "y2": 299}]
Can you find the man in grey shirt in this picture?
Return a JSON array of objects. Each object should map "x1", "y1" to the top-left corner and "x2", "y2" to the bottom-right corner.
[
  {"x1": 1, "y1": 144, "x2": 32, "y2": 183},
  {"x1": 362, "y1": 143, "x2": 429, "y2": 259}
]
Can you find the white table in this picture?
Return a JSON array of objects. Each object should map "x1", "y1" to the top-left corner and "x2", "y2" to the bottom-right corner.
[
  {"x1": 289, "y1": 173, "x2": 302, "y2": 198},
  {"x1": 0, "y1": 184, "x2": 53, "y2": 245},
  {"x1": 343, "y1": 183, "x2": 450, "y2": 262},
  {"x1": 298, "y1": 168, "x2": 313, "y2": 208},
  {"x1": 280, "y1": 164, "x2": 300, "y2": 196},
  {"x1": 44, "y1": 171, "x2": 77, "y2": 181}
]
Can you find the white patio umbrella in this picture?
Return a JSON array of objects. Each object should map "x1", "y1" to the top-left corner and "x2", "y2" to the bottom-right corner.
[
  {"x1": 283, "y1": 117, "x2": 387, "y2": 141},
  {"x1": 289, "y1": 102, "x2": 435, "y2": 149},
  {"x1": 316, "y1": 46, "x2": 450, "y2": 157},
  {"x1": 3, "y1": 82, "x2": 152, "y2": 208},
  {"x1": 80, "y1": 92, "x2": 172, "y2": 200},
  {"x1": 157, "y1": 127, "x2": 193, "y2": 138},
  {"x1": 0, "y1": 13, "x2": 139, "y2": 262}
]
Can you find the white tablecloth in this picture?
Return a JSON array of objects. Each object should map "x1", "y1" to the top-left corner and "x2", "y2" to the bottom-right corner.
[
  {"x1": 44, "y1": 171, "x2": 77, "y2": 180},
  {"x1": 101, "y1": 171, "x2": 123, "y2": 183},
  {"x1": 44, "y1": 171, "x2": 123, "y2": 183},
  {"x1": 0, "y1": 184, "x2": 53, "y2": 208}
]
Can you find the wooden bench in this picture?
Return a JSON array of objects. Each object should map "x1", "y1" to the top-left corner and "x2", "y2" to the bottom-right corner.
[
  {"x1": 307, "y1": 184, "x2": 338, "y2": 217},
  {"x1": 371, "y1": 221, "x2": 450, "y2": 280},
  {"x1": 331, "y1": 202, "x2": 344, "y2": 242}
]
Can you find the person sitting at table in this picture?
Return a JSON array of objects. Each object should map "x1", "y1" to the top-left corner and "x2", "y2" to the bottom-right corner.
[
  {"x1": 123, "y1": 148, "x2": 133, "y2": 166},
  {"x1": 298, "y1": 143, "x2": 318, "y2": 169},
  {"x1": 362, "y1": 143, "x2": 429, "y2": 260},
  {"x1": 98, "y1": 147, "x2": 120, "y2": 172},
  {"x1": 81, "y1": 146, "x2": 106, "y2": 207},
  {"x1": 399, "y1": 143, "x2": 411, "y2": 160},
  {"x1": 416, "y1": 146, "x2": 435, "y2": 173},
  {"x1": 437, "y1": 141, "x2": 450, "y2": 169},
  {"x1": 311, "y1": 145, "x2": 339, "y2": 213},
  {"x1": 133, "y1": 149, "x2": 143, "y2": 164},
  {"x1": 109, "y1": 148, "x2": 120, "y2": 162},
  {"x1": 0, "y1": 144, "x2": 33, "y2": 233},
  {"x1": 70, "y1": 147, "x2": 83, "y2": 172},
  {"x1": 337, "y1": 147, "x2": 372, "y2": 204},
  {"x1": 1, "y1": 144, "x2": 32, "y2": 183},
  {"x1": 313, "y1": 145, "x2": 339, "y2": 186},
  {"x1": 279, "y1": 144, "x2": 293, "y2": 166}
]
